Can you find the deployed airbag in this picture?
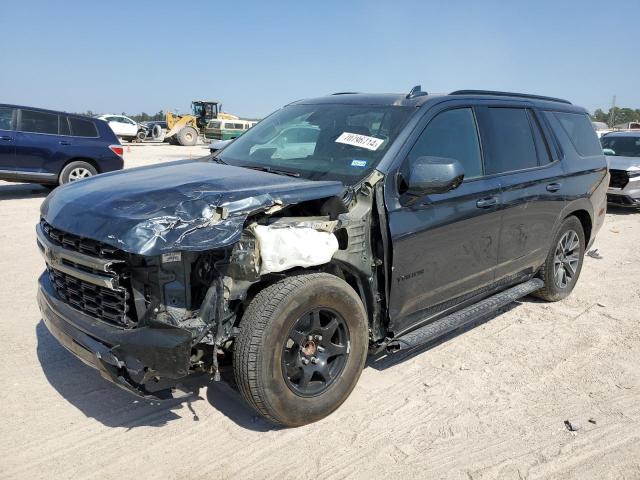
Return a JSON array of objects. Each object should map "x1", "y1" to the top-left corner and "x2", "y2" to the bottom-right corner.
[{"x1": 252, "y1": 225, "x2": 339, "y2": 274}]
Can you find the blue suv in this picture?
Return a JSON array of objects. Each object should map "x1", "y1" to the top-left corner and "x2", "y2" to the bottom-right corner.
[{"x1": 0, "y1": 104, "x2": 124, "y2": 186}]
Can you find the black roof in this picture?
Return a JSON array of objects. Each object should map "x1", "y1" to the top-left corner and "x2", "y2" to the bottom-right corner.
[
  {"x1": 450, "y1": 90, "x2": 571, "y2": 104},
  {"x1": 292, "y1": 93, "x2": 436, "y2": 108},
  {"x1": 0, "y1": 103, "x2": 96, "y2": 120},
  {"x1": 291, "y1": 89, "x2": 581, "y2": 111}
]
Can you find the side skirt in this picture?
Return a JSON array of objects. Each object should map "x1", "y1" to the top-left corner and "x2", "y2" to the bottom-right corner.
[{"x1": 384, "y1": 278, "x2": 543, "y2": 353}]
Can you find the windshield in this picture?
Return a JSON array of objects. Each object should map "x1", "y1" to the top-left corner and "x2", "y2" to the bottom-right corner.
[
  {"x1": 217, "y1": 103, "x2": 414, "y2": 183},
  {"x1": 601, "y1": 136, "x2": 640, "y2": 157}
]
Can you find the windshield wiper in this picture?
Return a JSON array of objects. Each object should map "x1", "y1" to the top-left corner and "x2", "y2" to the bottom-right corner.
[{"x1": 245, "y1": 165, "x2": 301, "y2": 178}]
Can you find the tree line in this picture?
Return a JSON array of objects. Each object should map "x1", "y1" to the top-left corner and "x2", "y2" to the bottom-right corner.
[{"x1": 591, "y1": 107, "x2": 640, "y2": 127}]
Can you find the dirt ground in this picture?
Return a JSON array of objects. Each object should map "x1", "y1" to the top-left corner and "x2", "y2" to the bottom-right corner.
[{"x1": 0, "y1": 143, "x2": 639, "y2": 479}]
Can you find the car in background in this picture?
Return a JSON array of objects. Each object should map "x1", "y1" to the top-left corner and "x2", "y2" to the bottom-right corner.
[
  {"x1": 140, "y1": 120, "x2": 167, "y2": 141},
  {"x1": 97, "y1": 114, "x2": 146, "y2": 142},
  {"x1": 203, "y1": 119, "x2": 257, "y2": 141},
  {"x1": 0, "y1": 104, "x2": 124, "y2": 186},
  {"x1": 208, "y1": 138, "x2": 232, "y2": 154},
  {"x1": 601, "y1": 131, "x2": 640, "y2": 207}
]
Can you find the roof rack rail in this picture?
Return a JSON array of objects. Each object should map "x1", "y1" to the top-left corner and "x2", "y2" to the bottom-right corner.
[
  {"x1": 407, "y1": 85, "x2": 428, "y2": 99},
  {"x1": 331, "y1": 92, "x2": 360, "y2": 95},
  {"x1": 449, "y1": 90, "x2": 571, "y2": 105}
]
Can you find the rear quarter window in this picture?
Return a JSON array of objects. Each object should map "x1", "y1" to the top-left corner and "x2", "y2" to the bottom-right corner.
[
  {"x1": 69, "y1": 117, "x2": 98, "y2": 137},
  {"x1": 59, "y1": 116, "x2": 71, "y2": 136},
  {"x1": 551, "y1": 112, "x2": 602, "y2": 156}
]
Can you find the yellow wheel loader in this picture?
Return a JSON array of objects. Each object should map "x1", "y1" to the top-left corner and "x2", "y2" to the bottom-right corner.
[{"x1": 165, "y1": 101, "x2": 238, "y2": 146}]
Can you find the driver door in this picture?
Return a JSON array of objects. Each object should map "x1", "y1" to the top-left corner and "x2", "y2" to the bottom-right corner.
[{"x1": 386, "y1": 106, "x2": 502, "y2": 334}]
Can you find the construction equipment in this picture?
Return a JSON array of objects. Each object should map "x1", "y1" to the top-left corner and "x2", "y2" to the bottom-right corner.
[{"x1": 165, "y1": 101, "x2": 239, "y2": 146}]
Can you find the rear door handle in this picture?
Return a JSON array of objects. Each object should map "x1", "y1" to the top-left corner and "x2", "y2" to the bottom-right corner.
[
  {"x1": 476, "y1": 197, "x2": 498, "y2": 208},
  {"x1": 546, "y1": 182, "x2": 562, "y2": 192},
  {"x1": 0, "y1": 135, "x2": 12, "y2": 141},
  {"x1": 59, "y1": 140, "x2": 72, "y2": 146}
]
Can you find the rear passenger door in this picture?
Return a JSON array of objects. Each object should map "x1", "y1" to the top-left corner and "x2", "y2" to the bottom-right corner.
[
  {"x1": 0, "y1": 106, "x2": 17, "y2": 173},
  {"x1": 14, "y1": 109, "x2": 68, "y2": 178},
  {"x1": 476, "y1": 105, "x2": 566, "y2": 282}
]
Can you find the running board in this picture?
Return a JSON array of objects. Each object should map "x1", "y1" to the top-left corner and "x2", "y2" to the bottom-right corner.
[{"x1": 387, "y1": 278, "x2": 543, "y2": 352}]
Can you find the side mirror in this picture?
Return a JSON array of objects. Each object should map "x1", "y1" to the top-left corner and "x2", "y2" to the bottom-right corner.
[
  {"x1": 602, "y1": 148, "x2": 615, "y2": 156},
  {"x1": 406, "y1": 156, "x2": 464, "y2": 196}
]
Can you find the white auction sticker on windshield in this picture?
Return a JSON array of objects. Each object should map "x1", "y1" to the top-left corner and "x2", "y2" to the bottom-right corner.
[{"x1": 335, "y1": 132, "x2": 384, "y2": 151}]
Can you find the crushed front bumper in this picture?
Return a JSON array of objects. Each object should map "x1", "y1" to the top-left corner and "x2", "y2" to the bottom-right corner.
[
  {"x1": 38, "y1": 272, "x2": 193, "y2": 398},
  {"x1": 608, "y1": 171, "x2": 640, "y2": 207}
]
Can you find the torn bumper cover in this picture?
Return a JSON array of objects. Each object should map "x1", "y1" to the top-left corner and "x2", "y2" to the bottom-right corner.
[{"x1": 38, "y1": 273, "x2": 192, "y2": 398}]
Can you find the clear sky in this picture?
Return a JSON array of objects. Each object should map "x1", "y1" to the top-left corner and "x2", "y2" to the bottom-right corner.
[{"x1": 2, "y1": 0, "x2": 638, "y2": 118}]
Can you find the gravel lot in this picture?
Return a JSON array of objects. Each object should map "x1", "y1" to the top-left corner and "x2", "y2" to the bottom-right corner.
[{"x1": 1, "y1": 143, "x2": 639, "y2": 479}]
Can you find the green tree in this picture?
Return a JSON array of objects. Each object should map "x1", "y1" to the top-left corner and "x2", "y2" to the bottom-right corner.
[
  {"x1": 592, "y1": 108, "x2": 608, "y2": 123},
  {"x1": 591, "y1": 106, "x2": 640, "y2": 127}
]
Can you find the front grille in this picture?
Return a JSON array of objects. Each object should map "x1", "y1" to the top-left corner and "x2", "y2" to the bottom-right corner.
[
  {"x1": 609, "y1": 169, "x2": 629, "y2": 189},
  {"x1": 41, "y1": 220, "x2": 125, "y2": 260},
  {"x1": 47, "y1": 268, "x2": 131, "y2": 326},
  {"x1": 40, "y1": 219, "x2": 134, "y2": 328}
]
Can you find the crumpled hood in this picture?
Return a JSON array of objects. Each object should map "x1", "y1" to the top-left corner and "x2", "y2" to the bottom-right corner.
[
  {"x1": 41, "y1": 159, "x2": 344, "y2": 256},
  {"x1": 606, "y1": 155, "x2": 640, "y2": 172}
]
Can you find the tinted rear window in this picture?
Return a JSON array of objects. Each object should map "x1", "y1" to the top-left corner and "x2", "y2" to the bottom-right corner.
[
  {"x1": 20, "y1": 109, "x2": 58, "y2": 134},
  {"x1": 527, "y1": 110, "x2": 552, "y2": 165},
  {"x1": 0, "y1": 107, "x2": 15, "y2": 130},
  {"x1": 59, "y1": 116, "x2": 71, "y2": 136},
  {"x1": 553, "y1": 112, "x2": 602, "y2": 156},
  {"x1": 483, "y1": 107, "x2": 538, "y2": 175},
  {"x1": 69, "y1": 118, "x2": 98, "y2": 137}
]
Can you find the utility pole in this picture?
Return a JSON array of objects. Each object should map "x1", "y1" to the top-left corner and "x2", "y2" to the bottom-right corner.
[{"x1": 609, "y1": 95, "x2": 616, "y2": 127}]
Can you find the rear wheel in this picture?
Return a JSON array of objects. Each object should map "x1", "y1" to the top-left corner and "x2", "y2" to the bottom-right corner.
[
  {"x1": 59, "y1": 161, "x2": 97, "y2": 184},
  {"x1": 533, "y1": 216, "x2": 585, "y2": 301},
  {"x1": 176, "y1": 126, "x2": 198, "y2": 146},
  {"x1": 233, "y1": 273, "x2": 368, "y2": 427}
]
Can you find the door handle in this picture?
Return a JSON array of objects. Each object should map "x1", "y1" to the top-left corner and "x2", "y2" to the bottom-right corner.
[
  {"x1": 546, "y1": 182, "x2": 562, "y2": 192},
  {"x1": 59, "y1": 140, "x2": 72, "y2": 146},
  {"x1": 476, "y1": 197, "x2": 498, "y2": 208},
  {"x1": 0, "y1": 135, "x2": 12, "y2": 141}
]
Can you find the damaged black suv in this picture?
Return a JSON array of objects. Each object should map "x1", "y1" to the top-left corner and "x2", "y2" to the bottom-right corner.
[{"x1": 37, "y1": 87, "x2": 608, "y2": 427}]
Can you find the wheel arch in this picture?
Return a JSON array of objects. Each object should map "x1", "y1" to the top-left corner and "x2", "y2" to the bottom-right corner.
[
  {"x1": 61, "y1": 157, "x2": 101, "y2": 174},
  {"x1": 557, "y1": 198, "x2": 594, "y2": 246},
  {"x1": 567, "y1": 209, "x2": 592, "y2": 246},
  {"x1": 238, "y1": 264, "x2": 372, "y2": 329}
]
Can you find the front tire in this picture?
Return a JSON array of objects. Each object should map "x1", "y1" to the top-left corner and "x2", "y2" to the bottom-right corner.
[
  {"x1": 59, "y1": 161, "x2": 97, "y2": 184},
  {"x1": 136, "y1": 130, "x2": 147, "y2": 142},
  {"x1": 176, "y1": 126, "x2": 198, "y2": 146},
  {"x1": 233, "y1": 273, "x2": 368, "y2": 427},
  {"x1": 533, "y1": 216, "x2": 585, "y2": 301}
]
